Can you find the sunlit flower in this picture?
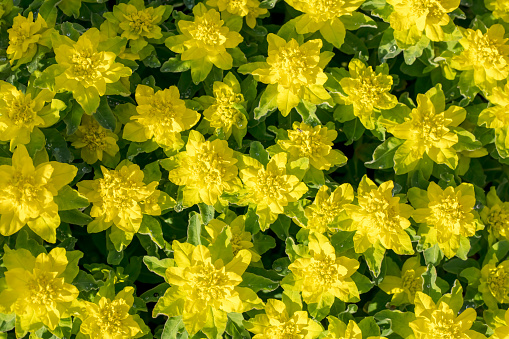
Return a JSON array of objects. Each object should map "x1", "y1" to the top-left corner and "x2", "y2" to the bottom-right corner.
[
  {"x1": 387, "y1": 0, "x2": 459, "y2": 44},
  {"x1": 165, "y1": 130, "x2": 242, "y2": 207},
  {"x1": 479, "y1": 260, "x2": 509, "y2": 309},
  {"x1": 79, "y1": 287, "x2": 147, "y2": 339},
  {"x1": 485, "y1": 0, "x2": 509, "y2": 22},
  {"x1": 345, "y1": 175, "x2": 414, "y2": 255},
  {"x1": 0, "y1": 81, "x2": 62, "y2": 150},
  {"x1": 239, "y1": 152, "x2": 308, "y2": 229},
  {"x1": 451, "y1": 24, "x2": 509, "y2": 90},
  {"x1": 77, "y1": 163, "x2": 171, "y2": 235},
  {"x1": 385, "y1": 85, "x2": 467, "y2": 173},
  {"x1": 123, "y1": 84, "x2": 200, "y2": 150},
  {"x1": 239, "y1": 34, "x2": 332, "y2": 116},
  {"x1": 154, "y1": 240, "x2": 262, "y2": 336},
  {"x1": 206, "y1": 0, "x2": 267, "y2": 28},
  {"x1": 0, "y1": 145, "x2": 77, "y2": 242},
  {"x1": 7, "y1": 12, "x2": 52, "y2": 66},
  {"x1": 410, "y1": 182, "x2": 479, "y2": 258},
  {"x1": 285, "y1": 0, "x2": 364, "y2": 48},
  {"x1": 286, "y1": 232, "x2": 360, "y2": 304},
  {"x1": 68, "y1": 115, "x2": 119, "y2": 164},
  {"x1": 271, "y1": 122, "x2": 347, "y2": 170},
  {"x1": 52, "y1": 28, "x2": 132, "y2": 114},
  {"x1": 409, "y1": 284, "x2": 487, "y2": 339},
  {"x1": 205, "y1": 215, "x2": 261, "y2": 261},
  {"x1": 325, "y1": 317, "x2": 385, "y2": 339},
  {"x1": 103, "y1": 0, "x2": 168, "y2": 54},
  {"x1": 336, "y1": 59, "x2": 397, "y2": 130},
  {"x1": 378, "y1": 256, "x2": 426, "y2": 305},
  {"x1": 165, "y1": 3, "x2": 243, "y2": 81},
  {"x1": 198, "y1": 72, "x2": 247, "y2": 140},
  {"x1": 491, "y1": 309, "x2": 509, "y2": 339},
  {"x1": 302, "y1": 184, "x2": 354, "y2": 234},
  {"x1": 0, "y1": 247, "x2": 80, "y2": 332},
  {"x1": 479, "y1": 82, "x2": 509, "y2": 158},
  {"x1": 245, "y1": 298, "x2": 323, "y2": 339},
  {"x1": 480, "y1": 186, "x2": 509, "y2": 244}
]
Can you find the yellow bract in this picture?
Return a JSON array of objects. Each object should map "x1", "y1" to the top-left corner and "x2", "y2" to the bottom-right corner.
[
  {"x1": 409, "y1": 284, "x2": 486, "y2": 339},
  {"x1": 385, "y1": 85, "x2": 466, "y2": 173},
  {"x1": 0, "y1": 145, "x2": 77, "y2": 242},
  {"x1": 123, "y1": 84, "x2": 200, "y2": 150},
  {"x1": 378, "y1": 256, "x2": 426, "y2": 305},
  {"x1": 0, "y1": 81, "x2": 62, "y2": 150},
  {"x1": 338, "y1": 59, "x2": 397, "y2": 130},
  {"x1": 287, "y1": 233, "x2": 360, "y2": 304},
  {"x1": 345, "y1": 175, "x2": 414, "y2": 255},
  {"x1": 77, "y1": 163, "x2": 166, "y2": 235},
  {"x1": 325, "y1": 317, "x2": 385, "y2": 339},
  {"x1": 249, "y1": 34, "x2": 332, "y2": 116},
  {"x1": 166, "y1": 130, "x2": 242, "y2": 207},
  {"x1": 451, "y1": 24, "x2": 509, "y2": 90},
  {"x1": 303, "y1": 183, "x2": 354, "y2": 234},
  {"x1": 155, "y1": 240, "x2": 262, "y2": 336},
  {"x1": 275, "y1": 122, "x2": 347, "y2": 170},
  {"x1": 206, "y1": 0, "x2": 267, "y2": 28},
  {"x1": 479, "y1": 260, "x2": 509, "y2": 308},
  {"x1": 240, "y1": 152, "x2": 308, "y2": 229},
  {"x1": 481, "y1": 187, "x2": 509, "y2": 244},
  {"x1": 68, "y1": 115, "x2": 119, "y2": 164},
  {"x1": 411, "y1": 182, "x2": 479, "y2": 258},
  {"x1": 79, "y1": 287, "x2": 145, "y2": 339},
  {"x1": 0, "y1": 247, "x2": 80, "y2": 332},
  {"x1": 165, "y1": 3, "x2": 243, "y2": 72},
  {"x1": 388, "y1": 0, "x2": 459, "y2": 43},
  {"x1": 245, "y1": 298, "x2": 323, "y2": 339},
  {"x1": 486, "y1": 0, "x2": 509, "y2": 22},
  {"x1": 7, "y1": 12, "x2": 52, "y2": 65},
  {"x1": 52, "y1": 28, "x2": 132, "y2": 114},
  {"x1": 491, "y1": 309, "x2": 509, "y2": 339}
]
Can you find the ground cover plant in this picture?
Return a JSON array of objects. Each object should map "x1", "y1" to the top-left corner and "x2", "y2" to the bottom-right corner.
[{"x1": 0, "y1": 0, "x2": 509, "y2": 337}]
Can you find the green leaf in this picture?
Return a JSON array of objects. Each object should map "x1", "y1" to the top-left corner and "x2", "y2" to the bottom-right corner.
[
  {"x1": 239, "y1": 272, "x2": 279, "y2": 293},
  {"x1": 254, "y1": 84, "x2": 278, "y2": 120},
  {"x1": 365, "y1": 137, "x2": 404, "y2": 169},
  {"x1": 143, "y1": 256, "x2": 174, "y2": 277},
  {"x1": 94, "y1": 96, "x2": 117, "y2": 131},
  {"x1": 63, "y1": 104, "x2": 84, "y2": 135},
  {"x1": 378, "y1": 27, "x2": 402, "y2": 63},
  {"x1": 54, "y1": 185, "x2": 89, "y2": 211},
  {"x1": 374, "y1": 310, "x2": 415, "y2": 338},
  {"x1": 343, "y1": 119, "x2": 365, "y2": 145},
  {"x1": 161, "y1": 316, "x2": 185, "y2": 339},
  {"x1": 187, "y1": 211, "x2": 203, "y2": 246},
  {"x1": 249, "y1": 141, "x2": 270, "y2": 166},
  {"x1": 161, "y1": 56, "x2": 192, "y2": 73},
  {"x1": 358, "y1": 317, "x2": 381, "y2": 338},
  {"x1": 422, "y1": 265, "x2": 442, "y2": 303},
  {"x1": 363, "y1": 243, "x2": 385, "y2": 277},
  {"x1": 138, "y1": 215, "x2": 165, "y2": 249},
  {"x1": 59, "y1": 210, "x2": 92, "y2": 225}
]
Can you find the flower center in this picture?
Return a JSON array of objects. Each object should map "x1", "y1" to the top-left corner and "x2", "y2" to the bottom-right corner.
[
  {"x1": 6, "y1": 173, "x2": 45, "y2": 208},
  {"x1": 212, "y1": 88, "x2": 244, "y2": 127},
  {"x1": 470, "y1": 34, "x2": 506, "y2": 68},
  {"x1": 270, "y1": 46, "x2": 314, "y2": 89},
  {"x1": 355, "y1": 75, "x2": 390, "y2": 110},
  {"x1": 307, "y1": 256, "x2": 345, "y2": 286},
  {"x1": 97, "y1": 299, "x2": 128, "y2": 336},
  {"x1": 9, "y1": 23, "x2": 32, "y2": 48},
  {"x1": 286, "y1": 128, "x2": 330, "y2": 157},
  {"x1": 402, "y1": 269, "x2": 421, "y2": 298},
  {"x1": 125, "y1": 10, "x2": 154, "y2": 35},
  {"x1": 427, "y1": 308, "x2": 464, "y2": 338},
  {"x1": 26, "y1": 271, "x2": 58, "y2": 306},
  {"x1": 6, "y1": 93, "x2": 37, "y2": 127},
  {"x1": 70, "y1": 48, "x2": 106, "y2": 83},
  {"x1": 255, "y1": 168, "x2": 288, "y2": 200},
  {"x1": 81, "y1": 125, "x2": 109, "y2": 151},
  {"x1": 410, "y1": 0, "x2": 446, "y2": 19},
  {"x1": 189, "y1": 264, "x2": 234, "y2": 302},
  {"x1": 488, "y1": 266, "x2": 509, "y2": 299},
  {"x1": 487, "y1": 206, "x2": 509, "y2": 239},
  {"x1": 265, "y1": 319, "x2": 302, "y2": 339},
  {"x1": 307, "y1": 0, "x2": 347, "y2": 21},
  {"x1": 189, "y1": 146, "x2": 229, "y2": 186},
  {"x1": 230, "y1": 233, "x2": 243, "y2": 254},
  {"x1": 98, "y1": 171, "x2": 148, "y2": 211},
  {"x1": 429, "y1": 195, "x2": 463, "y2": 231},
  {"x1": 413, "y1": 111, "x2": 448, "y2": 147},
  {"x1": 190, "y1": 17, "x2": 227, "y2": 48},
  {"x1": 361, "y1": 191, "x2": 400, "y2": 232}
]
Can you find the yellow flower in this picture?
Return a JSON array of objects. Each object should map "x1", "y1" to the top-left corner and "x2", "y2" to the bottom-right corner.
[
  {"x1": 302, "y1": 184, "x2": 354, "y2": 234},
  {"x1": 384, "y1": 85, "x2": 467, "y2": 173},
  {"x1": 272, "y1": 122, "x2": 347, "y2": 170},
  {"x1": 480, "y1": 187, "x2": 509, "y2": 244},
  {"x1": 68, "y1": 115, "x2": 119, "y2": 164},
  {"x1": 325, "y1": 317, "x2": 385, "y2": 339},
  {"x1": 154, "y1": 241, "x2": 262, "y2": 336},
  {"x1": 378, "y1": 256, "x2": 426, "y2": 305},
  {"x1": 7, "y1": 12, "x2": 52, "y2": 66},
  {"x1": 478, "y1": 82, "x2": 509, "y2": 158},
  {"x1": 79, "y1": 287, "x2": 146, "y2": 339},
  {"x1": 0, "y1": 247, "x2": 80, "y2": 332},
  {"x1": 239, "y1": 152, "x2": 308, "y2": 229},
  {"x1": 286, "y1": 233, "x2": 360, "y2": 304},
  {"x1": 344, "y1": 175, "x2": 414, "y2": 255},
  {"x1": 410, "y1": 182, "x2": 479, "y2": 258},
  {"x1": 198, "y1": 72, "x2": 247, "y2": 140},
  {"x1": 491, "y1": 309, "x2": 509, "y2": 339},
  {"x1": 0, "y1": 145, "x2": 77, "y2": 242},
  {"x1": 451, "y1": 25, "x2": 509, "y2": 90},
  {"x1": 164, "y1": 130, "x2": 242, "y2": 207},
  {"x1": 77, "y1": 163, "x2": 170, "y2": 236},
  {"x1": 239, "y1": 34, "x2": 332, "y2": 116},
  {"x1": 0, "y1": 81, "x2": 62, "y2": 150},
  {"x1": 387, "y1": 0, "x2": 459, "y2": 44},
  {"x1": 103, "y1": 0, "x2": 168, "y2": 54},
  {"x1": 205, "y1": 215, "x2": 261, "y2": 261},
  {"x1": 409, "y1": 284, "x2": 486, "y2": 339},
  {"x1": 206, "y1": 0, "x2": 267, "y2": 28},
  {"x1": 52, "y1": 28, "x2": 132, "y2": 114},
  {"x1": 123, "y1": 85, "x2": 200, "y2": 150},
  {"x1": 245, "y1": 298, "x2": 323, "y2": 339},
  {"x1": 479, "y1": 260, "x2": 509, "y2": 309},
  {"x1": 336, "y1": 59, "x2": 398, "y2": 130},
  {"x1": 285, "y1": 0, "x2": 364, "y2": 48},
  {"x1": 165, "y1": 3, "x2": 243, "y2": 82},
  {"x1": 486, "y1": 0, "x2": 509, "y2": 22}
]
